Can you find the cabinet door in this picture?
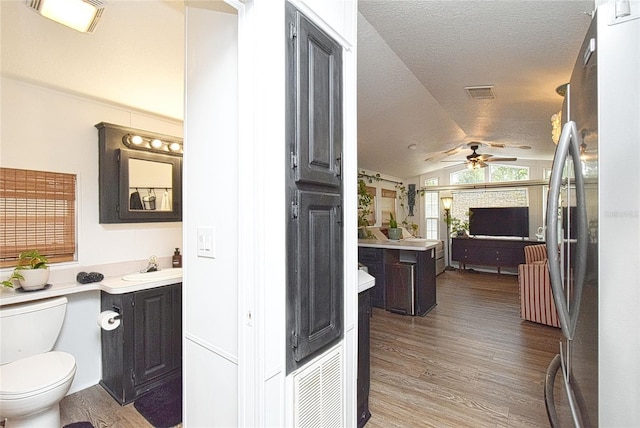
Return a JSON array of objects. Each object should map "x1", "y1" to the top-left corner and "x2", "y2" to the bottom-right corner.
[
  {"x1": 287, "y1": 190, "x2": 343, "y2": 369},
  {"x1": 286, "y1": 3, "x2": 344, "y2": 374},
  {"x1": 358, "y1": 248, "x2": 385, "y2": 308},
  {"x1": 134, "y1": 286, "x2": 174, "y2": 385},
  {"x1": 287, "y1": 3, "x2": 343, "y2": 188}
]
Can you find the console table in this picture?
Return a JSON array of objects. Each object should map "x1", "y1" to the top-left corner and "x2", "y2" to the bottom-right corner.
[
  {"x1": 358, "y1": 239, "x2": 439, "y2": 316},
  {"x1": 451, "y1": 237, "x2": 542, "y2": 273}
]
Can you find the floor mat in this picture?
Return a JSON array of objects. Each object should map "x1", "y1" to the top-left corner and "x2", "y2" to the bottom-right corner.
[{"x1": 133, "y1": 377, "x2": 182, "y2": 428}]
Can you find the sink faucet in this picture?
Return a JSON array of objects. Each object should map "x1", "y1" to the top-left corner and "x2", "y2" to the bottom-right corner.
[{"x1": 142, "y1": 255, "x2": 159, "y2": 273}]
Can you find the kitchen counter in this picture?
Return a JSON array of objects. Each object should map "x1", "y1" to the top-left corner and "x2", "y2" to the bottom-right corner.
[
  {"x1": 358, "y1": 268, "x2": 375, "y2": 293},
  {"x1": 358, "y1": 239, "x2": 438, "y2": 316},
  {"x1": 358, "y1": 238, "x2": 440, "y2": 251},
  {"x1": 0, "y1": 268, "x2": 182, "y2": 307}
]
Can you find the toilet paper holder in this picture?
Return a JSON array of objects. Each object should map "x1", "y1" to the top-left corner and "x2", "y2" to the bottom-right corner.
[{"x1": 108, "y1": 306, "x2": 121, "y2": 324}]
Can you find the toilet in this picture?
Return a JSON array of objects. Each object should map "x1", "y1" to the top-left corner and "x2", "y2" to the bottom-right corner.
[{"x1": 0, "y1": 296, "x2": 77, "y2": 427}]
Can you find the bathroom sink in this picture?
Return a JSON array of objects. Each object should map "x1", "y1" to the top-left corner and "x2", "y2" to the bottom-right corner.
[{"x1": 122, "y1": 268, "x2": 183, "y2": 282}]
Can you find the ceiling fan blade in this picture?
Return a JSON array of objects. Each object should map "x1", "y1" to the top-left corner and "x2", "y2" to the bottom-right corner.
[
  {"x1": 486, "y1": 157, "x2": 517, "y2": 162},
  {"x1": 424, "y1": 144, "x2": 465, "y2": 162},
  {"x1": 486, "y1": 142, "x2": 532, "y2": 150}
]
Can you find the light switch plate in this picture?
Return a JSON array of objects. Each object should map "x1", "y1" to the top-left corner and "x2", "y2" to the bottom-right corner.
[{"x1": 197, "y1": 227, "x2": 215, "y2": 258}]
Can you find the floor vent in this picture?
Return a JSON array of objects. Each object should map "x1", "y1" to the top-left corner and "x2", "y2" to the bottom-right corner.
[{"x1": 293, "y1": 345, "x2": 343, "y2": 428}]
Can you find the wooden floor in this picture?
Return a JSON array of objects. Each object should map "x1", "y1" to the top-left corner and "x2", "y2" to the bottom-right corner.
[
  {"x1": 60, "y1": 269, "x2": 562, "y2": 427},
  {"x1": 60, "y1": 385, "x2": 171, "y2": 428},
  {"x1": 366, "y1": 269, "x2": 563, "y2": 428}
]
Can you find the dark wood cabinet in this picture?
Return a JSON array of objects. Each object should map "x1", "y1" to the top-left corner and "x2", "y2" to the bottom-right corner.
[
  {"x1": 357, "y1": 290, "x2": 372, "y2": 428},
  {"x1": 357, "y1": 247, "x2": 386, "y2": 308},
  {"x1": 358, "y1": 246, "x2": 437, "y2": 316},
  {"x1": 285, "y1": 3, "x2": 344, "y2": 374},
  {"x1": 100, "y1": 283, "x2": 182, "y2": 404},
  {"x1": 451, "y1": 238, "x2": 540, "y2": 272}
]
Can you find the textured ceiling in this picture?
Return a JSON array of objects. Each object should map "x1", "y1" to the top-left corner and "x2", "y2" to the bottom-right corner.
[
  {"x1": 2, "y1": 0, "x2": 595, "y2": 179},
  {"x1": 0, "y1": 0, "x2": 185, "y2": 120},
  {"x1": 358, "y1": 0, "x2": 594, "y2": 178}
]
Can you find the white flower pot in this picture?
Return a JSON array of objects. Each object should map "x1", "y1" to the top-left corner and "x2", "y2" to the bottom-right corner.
[{"x1": 18, "y1": 268, "x2": 50, "y2": 291}]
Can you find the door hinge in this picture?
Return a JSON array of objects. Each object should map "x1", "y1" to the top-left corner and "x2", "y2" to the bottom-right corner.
[
  {"x1": 292, "y1": 332, "x2": 298, "y2": 349},
  {"x1": 130, "y1": 369, "x2": 135, "y2": 381},
  {"x1": 290, "y1": 151, "x2": 298, "y2": 169},
  {"x1": 289, "y1": 22, "x2": 297, "y2": 40},
  {"x1": 291, "y1": 199, "x2": 299, "y2": 219}
]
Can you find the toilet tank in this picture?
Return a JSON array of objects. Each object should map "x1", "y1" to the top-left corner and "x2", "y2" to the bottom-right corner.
[{"x1": 0, "y1": 296, "x2": 68, "y2": 365}]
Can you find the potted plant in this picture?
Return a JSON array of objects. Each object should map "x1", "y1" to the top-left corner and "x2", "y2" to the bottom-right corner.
[
  {"x1": 388, "y1": 213, "x2": 403, "y2": 240},
  {"x1": 450, "y1": 217, "x2": 470, "y2": 237},
  {"x1": 1, "y1": 250, "x2": 50, "y2": 290},
  {"x1": 357, "y1": 179, "x2": 375, "y2": 239}
]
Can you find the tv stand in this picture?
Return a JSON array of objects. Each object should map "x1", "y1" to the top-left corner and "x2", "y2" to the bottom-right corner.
[{"x1": 451, "y1": 237, "x2": 541, "y2": 273}]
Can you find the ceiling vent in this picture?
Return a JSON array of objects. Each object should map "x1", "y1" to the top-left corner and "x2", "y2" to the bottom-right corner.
[{"x1": 465, "y1": 85, "x2": 495, "y2": 100}]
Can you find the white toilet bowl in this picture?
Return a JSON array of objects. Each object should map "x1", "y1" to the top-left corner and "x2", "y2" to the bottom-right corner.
[{"x1": 0, "y1": 351, "x2": 76, "y2": 428}]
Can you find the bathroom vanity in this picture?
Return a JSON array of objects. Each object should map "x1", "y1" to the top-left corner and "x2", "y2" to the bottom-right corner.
[
  {"x1": 0, "y1": 264, "x2": 183, "y2": 406},
  {"x1": 100, "y1": 282, "x2": 182, "y2": 404}
]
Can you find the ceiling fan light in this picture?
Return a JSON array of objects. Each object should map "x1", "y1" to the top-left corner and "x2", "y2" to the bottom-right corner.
[{"x1": 28, "y1": 0, "x2": 105, "y2": 34}]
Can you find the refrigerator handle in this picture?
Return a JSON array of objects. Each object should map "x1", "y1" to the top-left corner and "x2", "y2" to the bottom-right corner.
[
  {"x1": 546, "y1": 121, "x2": 589, "y2": 340},
  {"x1": 544, "y1": 354, "x2": 562, "y2": 427}
]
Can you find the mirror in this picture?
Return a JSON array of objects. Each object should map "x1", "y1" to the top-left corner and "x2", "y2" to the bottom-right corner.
[{"x1": 97, "y1": 122, "x2": 182, "y2": 223}]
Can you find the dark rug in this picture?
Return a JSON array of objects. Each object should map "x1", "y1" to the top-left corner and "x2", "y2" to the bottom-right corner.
[
  {"x1": 64, "y1": 423, "x2": 94, "y2": 428},
  {"x1": 133, "y1": 377, "x2": 182, "y2": 428}
]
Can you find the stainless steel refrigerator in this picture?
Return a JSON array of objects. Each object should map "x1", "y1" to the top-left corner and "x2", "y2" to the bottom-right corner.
[{"x1": 544, "y1": 2, "x2": 640, "y2": 426}]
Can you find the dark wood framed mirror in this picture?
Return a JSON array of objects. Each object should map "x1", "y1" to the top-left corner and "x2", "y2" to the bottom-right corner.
[{"x1": 96, "y1": 122, "x2": 182, "y2": 223}]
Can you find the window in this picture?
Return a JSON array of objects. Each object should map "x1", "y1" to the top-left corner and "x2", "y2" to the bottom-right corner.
[
  {"x1": 0, "y1": 168, "x2": 77, "y2": 267},
  {"x1": 490, "y1": 164, "x2": 529, "y2": 182},
  {"x1": 424, "y1": 192, "x2": 439, "y2": 239},
  {"x1": 380, "y1": 188, "x2": 396, "y2": 226},
  {"x1": 423, "y1": 177, "x2": 439, "y2": 240},
  {"x1": 450, "y1": 168, "x2": 484, "y2": 184}
]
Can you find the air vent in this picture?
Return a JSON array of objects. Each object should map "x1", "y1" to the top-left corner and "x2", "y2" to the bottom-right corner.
[
  {"x1": 465, "y1": 85, "x2": 495, "y2": 100},
  {"x1": 293, "y1": 345, "x2": 343, "y2": 428}
]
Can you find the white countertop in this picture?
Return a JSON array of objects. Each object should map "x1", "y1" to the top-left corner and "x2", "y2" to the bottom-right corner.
[
  {"x1": 0, "y1": 270, "x2": 183, "y2": 307},
  {"x1": 358, "y1": 238, "x2": 440, "y2": 251},
  {"x1": 358, "y1": 269, "x2": 375, "y2": 293}
]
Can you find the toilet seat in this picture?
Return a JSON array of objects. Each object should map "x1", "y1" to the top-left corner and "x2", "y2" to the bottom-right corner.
[{"x1": 0, "y1": 351, "x2": 76, "y2": 400}]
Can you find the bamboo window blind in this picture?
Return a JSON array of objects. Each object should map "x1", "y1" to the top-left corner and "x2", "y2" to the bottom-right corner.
[{"x1": 0, "y1": 168, "x2": 76, "y2": 267}]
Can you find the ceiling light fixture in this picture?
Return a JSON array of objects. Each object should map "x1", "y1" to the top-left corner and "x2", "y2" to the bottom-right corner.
[
  {"x1": 123, "y1": 134, "x2": 183, "y2": 156},
  {"x1": 27, "y1": 0, "x2": 105, "y2": 34}
]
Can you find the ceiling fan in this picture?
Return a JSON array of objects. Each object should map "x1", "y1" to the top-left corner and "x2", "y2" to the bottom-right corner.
[
  {"x1": 424, "y1": 141, "x2": 528, "y2": 164},
  {"x1": 462, "y1": 144, "x2": 517, "y2": 169}
]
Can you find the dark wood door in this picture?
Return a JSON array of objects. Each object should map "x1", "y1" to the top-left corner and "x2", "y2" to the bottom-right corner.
[
  {"x1": 134, "y1": 285, "x2": 174, "y2": 385},
  {"x1": 288, "y1": 4, "x2": 343, "y2": 188},
  {"x1": 286, "y1": 3, "x2": 343, "y2": 374},
  {"x1": 289, "y1": 190, "x2": 343, "y2": 364},
  {"x1": 357, "y1": 290, "x2": 372, "y2": 427}
]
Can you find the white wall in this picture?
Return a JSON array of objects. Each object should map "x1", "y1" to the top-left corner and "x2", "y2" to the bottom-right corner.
[
  {"x1": 183, "y1": 1, "x2": 358, "y2": 426},
  {"x1": 0, "y1": 77, "x2": 183, "y2": 393},
  {"x1": 183, "y1": 5, "x2": 240, "y2": 427}
]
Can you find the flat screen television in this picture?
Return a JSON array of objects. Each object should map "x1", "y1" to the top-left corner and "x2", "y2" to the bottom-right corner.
[{"x1": 469, "y1": 207, "x2": 529, "y2": 238}]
